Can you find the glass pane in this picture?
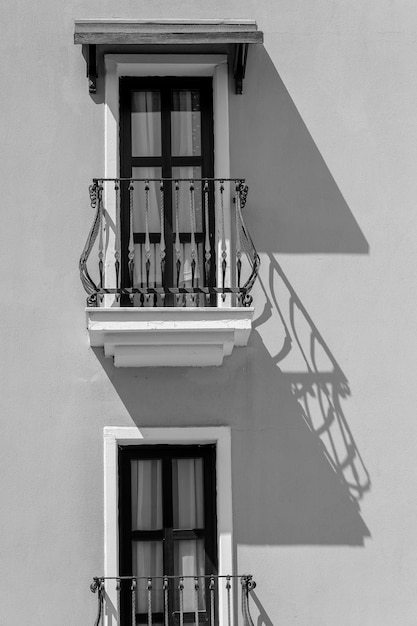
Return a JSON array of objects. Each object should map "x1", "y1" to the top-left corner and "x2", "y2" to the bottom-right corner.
[
  {"x1": 171, "y1": 167, "x2": 202, "y2": 232},
  {"x1": 171, "y1": 90, "x2": 201, "y2": 157},
  {"x1": 172, "y1": 458, "x2": 204, "y2": 529},
  {"x1": 131, "y1": 167, "x2": 162, "y2": 233},
  {"x1": 174, "y1": 539, "x2": 206, "y2": 612},
  {"x1": 132, "y1": 541, "x2": 164, "y2": 614},
  {"x1": 131, "y1": 459, "x2": 162, "y2": 530},
  {"x1": 131, "y1": 91, "x2": 161, "y2": 157}
]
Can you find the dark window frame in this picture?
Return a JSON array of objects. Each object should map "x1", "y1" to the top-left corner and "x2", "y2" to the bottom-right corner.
[
  {"x1": 118, "y1": 444, "x2": 218, "y2": 626},
  {"x1": 119, "y1": 77, "x2": 216, "y2": 304}
]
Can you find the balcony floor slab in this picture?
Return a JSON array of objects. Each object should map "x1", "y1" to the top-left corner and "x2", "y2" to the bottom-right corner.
[{"x1": 86, "y1": 306, "x2": 255, "y2": 366}]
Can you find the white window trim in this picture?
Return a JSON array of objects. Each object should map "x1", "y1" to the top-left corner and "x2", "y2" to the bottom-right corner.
[
  {"x1": 103, "y1": 426, "x2": 233, "y2": 626},
  {"x1": 103, "y1": 53, "x2": 232, "y2": 307}
]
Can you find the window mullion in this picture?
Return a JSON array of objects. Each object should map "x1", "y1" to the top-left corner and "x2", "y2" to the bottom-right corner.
[{"x1": 162, "y1": 455, "x2": 174, "y2": 620}]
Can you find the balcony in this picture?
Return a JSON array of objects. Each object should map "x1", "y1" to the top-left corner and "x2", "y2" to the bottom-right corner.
[
  {"x1": 80, "y1": 178, "x2": 260, "y2": 366},
  {"x1": 90, "y1": 574, "x2": 256, "y2": 626}
]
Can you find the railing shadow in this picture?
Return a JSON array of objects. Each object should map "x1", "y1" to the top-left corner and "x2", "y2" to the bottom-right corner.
[
  {"x1": 93, "y1": 257, "x2": 371, "y2": 548},
  {"x1": 250, "y1": 590, "x2": 274, "y2": 626},
  {"x1": 254, "y1": 253, "x2": 370, "y2": 509}
]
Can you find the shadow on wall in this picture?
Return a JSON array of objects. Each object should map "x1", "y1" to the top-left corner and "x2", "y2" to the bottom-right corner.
[
  {"x1": 231, "y1": 256, "x2": 371, "y2": 547},
  {"x1": 251, "y1": 590, "x2": 274, "y2": 626},
  {"x1": 95, "y1": 254, "x2": 370, "y2": 546},
  {"x1": 92, "y1": 44, "x2": 370, "y2": 547},
  {"x1": 230, "y1": 45, "x2": 369, "y2": 255},
  {"x1": 259, "y1": 256, "x2": 370, "y2": 505}
]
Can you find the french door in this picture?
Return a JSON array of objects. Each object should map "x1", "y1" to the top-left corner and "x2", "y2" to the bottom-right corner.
[
  {"x1": 119, "y1": 77, "x2": 215, "y2": 305},
  {"x1": 118, "y1": 445, "x2": 218, "y2": 625}
]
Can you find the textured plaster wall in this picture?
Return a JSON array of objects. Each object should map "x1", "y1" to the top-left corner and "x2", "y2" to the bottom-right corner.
[{"x1": 0, "y1": 1, "x2": 417, "y2": 625}]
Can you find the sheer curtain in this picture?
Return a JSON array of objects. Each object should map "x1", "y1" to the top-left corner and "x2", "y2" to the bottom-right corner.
[
  {"x1": 172, "y1": 458, "x2": 205, "y2": 612},
  {"x1": 130, "y1": 457, "x2": 206, "y2": 612},
  {"x1": 131, "y1": 459, "x2": 162, "y2": 530},
  {"x1": 131, "y1": 91, "x2": 161, "y2": 157},
  {"x1": 131, "y1": 91, "x2": 162, "y2": 294},
  {"x1": 172, "y1": 90, "x2": 202, "y2": 288},
  {"x1": 172, "y1": 458, "x2": 204, "y2": 528},
  {"x1": 130, "y1": 90, "x2": 203, "y2": 293}
]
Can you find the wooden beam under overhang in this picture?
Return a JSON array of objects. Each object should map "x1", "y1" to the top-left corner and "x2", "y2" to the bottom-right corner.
[
  {"x1": 74, "y1": 19, "x2": 263, "y2": 45},
  {"x1": 74, "y1": 20, "x2": 264, "y2": 94}
]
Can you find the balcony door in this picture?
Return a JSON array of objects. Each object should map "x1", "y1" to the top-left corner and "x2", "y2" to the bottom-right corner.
[
  {"x1": 118, "y1": 445, "x2": 217, "y2": 626},
  {"x1": 119, "y1": 77, "x2": 215, "y2": 305}
]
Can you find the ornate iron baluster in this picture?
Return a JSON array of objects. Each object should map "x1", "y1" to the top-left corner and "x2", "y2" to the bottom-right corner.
[
  {"x1": 189, "y1": 181, "x2": 197, "y2": 303},
  {"x1": 144, "y1": 181, "x2": 151, "y2": 304},
  {"x1": 163, "y1": 576, "x2": 169, "y2": 626},
  {"x1": 174, "y1": 181, "x2": 181, "y2": 304},
  {"x1": 203, "y1": 180, "x2": 211, "y2": 304},
  {"x1": 116, "y1": 578, "x2": 121, "y2": 626},
  {"x1": 226, "y1": 575, "x2": 232, "y2": 626},
  {"x1": 114, "y1": 181, "x2": 121, "y2": 302},
  {"x1": 194, "y1": 577, "x2": 199, "y2": 626},
  {"x1": 219, "y1": 181, "x2": 227, "y2": 302},
  {"x1": 131, "y1": 578, "x2": 137, "y2": 626},
  {"x1": 209, "y1": 576, "x2": 215, "y2": 626},
  {"x1": 128, "y1": 181, "x2": 135, "y2": 303},
  {"x1": 235, "y1": 181, "x2": 243, "y2": 305},
  {"x1": 147, "y1": 577, "x2": 153, "y2": 626},
  {"x1": 178, "y1": 577, "x2": 184, "y2": 626},
  {"x1": 160, "y1": 180, "x2": 166, "y2": 305},
  {"x1": 179, "y1": 577, "x2": 184, "y2": 626}
]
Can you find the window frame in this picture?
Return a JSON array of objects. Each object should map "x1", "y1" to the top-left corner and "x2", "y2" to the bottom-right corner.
[
  {"x1": 118, "y1": 444, "x2": 217, "y2": 625},
  {"x1": 118, "y1": 76, "x2": 216, "y2": 301},
  {"x1": 104, "y1": 426, "x2": 233, "y2": 626}
]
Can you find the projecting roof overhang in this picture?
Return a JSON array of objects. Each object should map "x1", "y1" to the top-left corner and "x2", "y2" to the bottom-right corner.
[{"x1": 74, "y1": 19, "x2": 264, "y2": 94}]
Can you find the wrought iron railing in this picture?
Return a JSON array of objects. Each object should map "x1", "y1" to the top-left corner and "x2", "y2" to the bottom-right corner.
[
  {"x1": 90, "y1": 574, "x2": 256, "y2": 626},
  {"x1": 80, "y1": 178, "x2": 260, "y2": 308}
]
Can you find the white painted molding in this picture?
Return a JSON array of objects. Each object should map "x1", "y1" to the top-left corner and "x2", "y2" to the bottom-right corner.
[
  {"x1": 103, "y1": 426, "x2": 233, "y2": 626},
  {"x1": 87, "y1": 307, "x2": 254, "y2": 366}
]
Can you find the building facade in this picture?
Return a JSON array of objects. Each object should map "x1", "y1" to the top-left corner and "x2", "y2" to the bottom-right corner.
[{"x1": 1, "y1": 1, "x2": 417, "y2": 625}]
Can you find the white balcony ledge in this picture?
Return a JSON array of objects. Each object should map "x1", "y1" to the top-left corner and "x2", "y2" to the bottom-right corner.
[{"x1": 86, "y1": 307, "x2": 254, "y2": 367}]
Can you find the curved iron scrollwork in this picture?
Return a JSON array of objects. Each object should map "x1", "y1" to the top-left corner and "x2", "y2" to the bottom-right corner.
[
  {"x1": 90, "y1": 574, "x2": 256, "y2": 626},
  {"x1": 79, "y1": 178, "x2": 260, "y2": 307},
  {"x1": 79, "y1": 183, "x2": 102, "y2": 306},
  {"x1": 238, "y1": 182, "x2": 249, "y2": 210},
  {"x1": 90, "y1": 577, "x2": 104, "y2": 626},
  {"x1": 241, "y1": 575, "x2": 257, "y2": 626},
  {"x1": 236, "y1": 186, "x2": 261, "y2": 306}
]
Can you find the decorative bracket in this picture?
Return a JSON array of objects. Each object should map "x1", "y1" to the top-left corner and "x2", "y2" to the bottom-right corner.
[
  {"x1": 233, "y1": 43, "x2": 249, "y2": 95},
  {"x1": 87, "y1": 44, "x2": 97, "y2": 93}
]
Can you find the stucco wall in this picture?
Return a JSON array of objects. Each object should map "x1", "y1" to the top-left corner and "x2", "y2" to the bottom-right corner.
[{"x1": 1, "y1": 1, "x2": 417, "y2": 624}]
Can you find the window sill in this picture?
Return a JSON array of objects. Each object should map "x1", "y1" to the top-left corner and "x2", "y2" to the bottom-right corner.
[{"x1": 86, "y1": 307, "x2": 254, "y2": 367}]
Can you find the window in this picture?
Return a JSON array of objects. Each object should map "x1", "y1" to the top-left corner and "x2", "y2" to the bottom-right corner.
[
  {"x1": 82, "y1": 56, "x2": 258, "y2": 366},
  {"x1": 119, "y1": 77, "x2": 215, "y2": 306},
  {"x1": 118, "y1": 445, "x2": 217, "y2": 625}
]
